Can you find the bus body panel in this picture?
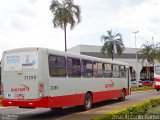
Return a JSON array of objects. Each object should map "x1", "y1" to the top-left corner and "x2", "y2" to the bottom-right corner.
[
  {"x1": 47, "y1": 78, "x2": 129, "y2": 108},
  {"x1": 154, "y1": 65, "x2": 160, "y2": 90},
  {"x1": 47, "y1": 49, "x2": 129, "y2": 108},
  {"x1": 154, "y1": 78, "x2": 160, "y2": 90},
  {"x1": 2, "y1": 47, "x2": 130, "y2": 108},
  {"x1": 2, "y1": 48, "x2": 48, "y2": 107}
]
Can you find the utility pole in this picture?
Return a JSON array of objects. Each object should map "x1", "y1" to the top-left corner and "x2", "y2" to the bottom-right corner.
[{"x1": 133, "y1": 31, "x2": 139, "y2": 82}]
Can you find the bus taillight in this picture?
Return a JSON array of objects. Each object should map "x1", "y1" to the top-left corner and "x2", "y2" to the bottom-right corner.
[
  {"x1": 0, "y1": 84, "x2": 3, "y2": 95},
  {"x1": 39, "y1": 84, "x2": 43, "y2": 93},
  {"x1": 39, "y1": 83, "x2": 44, "y2": 97}
]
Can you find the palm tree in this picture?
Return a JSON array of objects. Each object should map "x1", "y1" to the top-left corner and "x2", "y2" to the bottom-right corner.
[
  {"x1": 101, "y1": 30, "x2": 125, "y2": 60},
  {"x1": 155, "y1": 43, "x2": 160, "y2": 62},
  {"x1": 137, "y1": 44, "x2": 155, "y2": 65},
  {"x1": 50, "y1": 0, "x2": 81, "y2": 52},
  {"x1": 137, "y1": 43, "x2": 156, "y2": 80}
]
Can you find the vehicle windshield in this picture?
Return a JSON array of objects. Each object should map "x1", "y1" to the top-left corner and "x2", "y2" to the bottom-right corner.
[
  {"x1": 155, "y1": 66, "x2": 160, "y2": 75},
  {"x1": 4, "y1": 52, "x2": 38, "y2": 71}
]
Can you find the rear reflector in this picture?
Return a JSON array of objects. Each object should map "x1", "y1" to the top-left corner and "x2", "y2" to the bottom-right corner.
[
  {"x1": 0, "y1": 84, "x2": 3, "y2": 94},
  {"x1": 39, "y1": 84, "x2": 43, "y2": 93}
]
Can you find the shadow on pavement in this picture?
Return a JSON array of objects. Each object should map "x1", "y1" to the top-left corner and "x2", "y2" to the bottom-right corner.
[{"x1": 17, "y1": 98, "x2": 129, "y2": 120}]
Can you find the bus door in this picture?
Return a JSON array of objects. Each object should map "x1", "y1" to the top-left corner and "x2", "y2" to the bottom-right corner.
[
  {"x1": 2, "y1": 51, "x2": 41, "y2": 100},
  {"x1": 126, "y1": 68, "x2": 131, "y2": 94}
]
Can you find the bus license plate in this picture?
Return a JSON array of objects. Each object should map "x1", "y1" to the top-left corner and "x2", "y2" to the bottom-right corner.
[{"x1": 16, "y1": 94, "x2": 24, "y2": 99}]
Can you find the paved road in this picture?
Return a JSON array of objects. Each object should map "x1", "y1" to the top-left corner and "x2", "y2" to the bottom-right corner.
[{"x1": 0, "y1": 90, "x2": 160, "y2": 120}]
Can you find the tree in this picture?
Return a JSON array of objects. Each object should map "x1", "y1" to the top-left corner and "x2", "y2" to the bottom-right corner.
[
  {"x1": 50, "y1": 0, "x2": 81, "y2": 52},
  {"x1": 101, "y1": 30, "x2": 125, "y2": 60},
  {"x1": 137, "y1": 42, "x2": 160, "y2": 80},
  {"x1": 155, "y1": 43, "x2": 160, "y2": 62},
  {"x1": 137, "y1": 44, "x2": 155, "y2": 65},
  {"x1": 137, "y1": 43, "x2": 156, "y2": 80}
]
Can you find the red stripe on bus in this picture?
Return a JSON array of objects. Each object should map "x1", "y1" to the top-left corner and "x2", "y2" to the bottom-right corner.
[
  {"x1": 154, "y1": 78, "x2": 160, "y2": 89},
  {"x1": 2, "y1": 88, "x2": 129, "y2": 108},
  {"x1": 154, "y1": 78, "x2": 160, "y2": 82}
]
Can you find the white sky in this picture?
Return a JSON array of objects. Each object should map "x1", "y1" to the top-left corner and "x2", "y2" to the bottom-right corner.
[{"x1": 0, "y1": 0, "x2": 160, "y2": 54}]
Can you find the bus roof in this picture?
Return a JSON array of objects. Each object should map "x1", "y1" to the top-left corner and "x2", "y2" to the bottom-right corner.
[{"x1": 3, "y1": 47, "x2": 129, "y2": 67}]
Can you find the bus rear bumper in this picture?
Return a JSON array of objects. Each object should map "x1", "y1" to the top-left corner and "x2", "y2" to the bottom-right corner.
[{"x1": 2, "y1": 97, "x2": 49, "y2": 108}]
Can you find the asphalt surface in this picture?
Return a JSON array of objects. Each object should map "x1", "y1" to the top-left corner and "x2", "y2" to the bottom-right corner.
[{"x1": 0, "y1": 90, "x2": 160, "y2": 120}]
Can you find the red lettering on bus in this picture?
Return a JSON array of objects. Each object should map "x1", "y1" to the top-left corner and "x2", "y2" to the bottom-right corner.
[
  {"x1": 11, "y1": 84, "x2": 30, "y2": 92},
  {"x1": 105, "y1": 80, "x2": 114, "y2": 88}
]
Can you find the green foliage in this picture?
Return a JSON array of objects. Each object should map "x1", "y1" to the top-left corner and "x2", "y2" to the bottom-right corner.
[
  {"x1": 150, "y1": 99, "x2": 159, "y2": 107},
  {"x1": 137, "y1": 44, "x2": 155, "y2": 64},
  {"x1": 92, "y1": 98, "x2": 160, "y2": 120},
  {"x1": 50, "y1": 0, "x2": 81, "y2": 51},
  {"x1": 150, "y1": 99, "x2": 160, "y2": 107},
  {"x1": 137, "y1": 42, "x2": 160, "y2": 64},
  {"x1": 50, "y1": 0, "x2": 81, "y2": 30},
  {"x1": 125, "y1": 102, "x2": 151, "y2": 115},
  {"x1": 131, "y1": 86, "x2": 154, "y2": 92},
  {"x1": 147, "y1": 106, "x2": 160, "y2": 114},
  {"x1": 101, "y1": 30, "x2": 125, "y2": 60}
]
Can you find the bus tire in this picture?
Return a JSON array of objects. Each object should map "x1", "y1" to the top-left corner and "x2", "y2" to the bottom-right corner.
[
  {"x1": 157, "y1": 89, "x2": 160, "y2": 91},
  {"x1": 83, "y1": 93, "x2": 92, "y2": 111},
  {"x1": 118, "y1": 89, "x2": 126, "y2": 101}
]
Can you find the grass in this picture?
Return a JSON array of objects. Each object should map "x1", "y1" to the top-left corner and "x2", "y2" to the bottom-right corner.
[
  {"x1": 131, "y1": 86, "x2": 154, "y2": 92},
  {"x1": 92, "y1": 97, "x2": 160, "y2": 120}
]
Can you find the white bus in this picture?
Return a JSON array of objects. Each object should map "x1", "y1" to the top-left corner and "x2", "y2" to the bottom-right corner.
[
  {"x1": 154, "y1": 65, "x2": 160, "y2": 91},
  {"x1": 1, "y1": 47, "x2": 130, "y2": 110}
]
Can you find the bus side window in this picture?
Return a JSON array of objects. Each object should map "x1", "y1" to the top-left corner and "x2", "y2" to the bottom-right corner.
[
  {"x1": 103, "y1": 63, "x2": 112, "y2": 78},
  {"x1": 81, "y1": 60, "x2": 93, "y2": 77},
  {"x1": 48, "y1": 55, "x2": 66, "y2": 77},
  {"x1": 93, "y1": 61, "x2": 103, "y2": 78},
  {"x1": 112, "y1": 64, "x2": 119, "y2": 78},
  {"x1": 67, "y1": 57, "x2": 81, "y2": 77},
  {"x1": 119, "y1": 65, "x2": 126, "y2": 78},
  {"x1": 155, "y1": 66, "x2": 160, "y2": 75}
]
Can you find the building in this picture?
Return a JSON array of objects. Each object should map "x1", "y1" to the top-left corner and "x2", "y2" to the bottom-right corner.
[{"x1": 68, "y1": 44, "x2": 156, "y2": 82}]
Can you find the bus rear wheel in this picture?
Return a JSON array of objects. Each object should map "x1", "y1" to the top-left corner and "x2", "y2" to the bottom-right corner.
[
  {"x1": 118, "y1": 89, "x2": 126, "y2": 101},
  {"x1": 157, "y1": 89, "x2": 160, "y2": 91},
  {"x1": 83, "y1": 93, "x2": 92, "y2": 111}
]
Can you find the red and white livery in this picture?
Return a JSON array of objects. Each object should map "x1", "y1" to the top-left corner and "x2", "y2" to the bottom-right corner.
[
  {"x1": 154, "y1": 65, "x2": 160, "y2": 91},
  {"x1": 1, "y1": 48, "x2": 131, "y2": 110}
]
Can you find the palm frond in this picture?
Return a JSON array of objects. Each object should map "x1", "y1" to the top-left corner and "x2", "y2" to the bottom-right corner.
[
  {"x1": 137, "y1": 43, "x2": 156, "y2": 64},
  {"x1": 50, "y1": 0, "x2": 61, "y2": 12},
  {"x1": 50, "y1": 0, "x2": 81, "y2": 30},
  {"x1": 100, "y1": 30, "x2": 124, "y2": 59},
  {"x1": 50, "y1": 0, "x2": 81, "y2": 51}
]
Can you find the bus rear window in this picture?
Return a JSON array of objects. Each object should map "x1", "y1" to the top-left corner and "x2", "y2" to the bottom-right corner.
[
  {"x1": 155, "y1": 66, "x2": 160, "y2": 75},
  {"x1": 4, "y1": 52, "x2": 38, "y2": 71}
]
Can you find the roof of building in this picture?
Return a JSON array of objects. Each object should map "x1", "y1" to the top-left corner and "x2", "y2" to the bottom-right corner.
[{"x1": 68, "y1": 44, "x2": 142, "y2": 59}]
